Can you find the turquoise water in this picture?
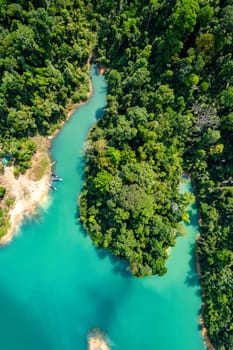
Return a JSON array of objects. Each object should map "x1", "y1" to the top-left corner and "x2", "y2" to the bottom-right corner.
[{"x1": 0, "y1": 66, "x2": 206, "y2": 350}]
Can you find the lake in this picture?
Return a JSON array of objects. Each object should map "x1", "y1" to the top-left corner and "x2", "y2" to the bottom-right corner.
[{"x1": 0, "y1": 65, "x2": 206, "y2": 350}]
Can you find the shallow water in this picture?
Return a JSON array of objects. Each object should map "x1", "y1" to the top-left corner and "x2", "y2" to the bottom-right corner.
[{"x1": 0, "y1": 66, "x2": 206, "y2": 350}]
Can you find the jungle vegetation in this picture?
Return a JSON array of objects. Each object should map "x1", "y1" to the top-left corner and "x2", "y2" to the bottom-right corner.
[
  {"x1": 0, "y1": 0, "x2": 95, "y2": 174},
  {"x1": 0, "y1": 0, "x2": 232, "y2": 348},
  {"x1": 80, "y1": 1, "x2": 233, "y2": 348}
]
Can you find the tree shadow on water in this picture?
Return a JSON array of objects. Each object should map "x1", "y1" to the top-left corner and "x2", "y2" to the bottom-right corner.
[
  {"x1": 184, "y1": 198, "x2": 202, "y2": 298},
  {"x1": 185, "y1": 241, "x2": 202, "y2": 298},
  {"x1": 96, "y1": 248, "x2": 132, "y2": 279},
  {"x1": 95, "y1": 106, "x2": 106, "y2": 120},
  {"x1": 75, "y1": 160, "x2": 88, "y2": 190},
  {"x1": 73, "y1": 210, "x2": 90, "y2": 241},
  {"x1": 187, "y1": 205, "x2": 199, "y2": 230},
  {"x1": 92, "y1": 64, "x2": 99, "y2": 76}
]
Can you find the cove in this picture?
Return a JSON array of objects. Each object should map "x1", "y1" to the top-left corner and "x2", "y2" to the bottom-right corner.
[{"x1": 0, "y1": 65, "x2": 206, "y2": 350}]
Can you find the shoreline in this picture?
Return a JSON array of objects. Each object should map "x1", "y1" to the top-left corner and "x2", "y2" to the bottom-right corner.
[
  {"x1": 0, "y1": 135, "x2": 51, "y2": 246},
  {"x1": 196, "y1": 239, "x2": 216, "y2": 350},
  {"x1": 0, "y1": 62, "x2": 214, "y2": 350},
  {"x1": 185, "y1": 173, "x2": 215, "y2": 350},
  {"x1": 0, "y1": 57, "x2": 93, "y2": 247},
  {"x1": 48, "y1": 55, "x2": 94, "y2": 141},
  {"x1": 0, "y1": 168, "x2": 50, "y2": 246}
]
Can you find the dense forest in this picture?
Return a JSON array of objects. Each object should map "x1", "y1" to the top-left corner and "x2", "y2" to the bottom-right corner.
[
  {"x1": 80, "y1": 1, "x2": 233, "y2": 348},
  {"x1": 0, "y1": 0, "x2": 95, "y2": 236},
  {"x1": 0, "y1": 0, "x2": 232, "y2": 348},
  {"x1": 0, "y1": 0, "x2": 94, "y2": 174}
]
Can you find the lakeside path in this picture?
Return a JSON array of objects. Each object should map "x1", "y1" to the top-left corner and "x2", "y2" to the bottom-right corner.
[{"x1": 0, "y1": 59, "x2": 93, "y2": 246}]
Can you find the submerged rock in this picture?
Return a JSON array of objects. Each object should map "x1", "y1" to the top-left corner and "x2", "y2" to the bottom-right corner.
[{"x1": 87, "y1": 328, "x2": 110, "y2": 350}]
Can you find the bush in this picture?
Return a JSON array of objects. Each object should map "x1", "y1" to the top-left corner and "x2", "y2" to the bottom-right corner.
[{"x1": 0, "y1": 186, "x2": 6, "y2": 199}]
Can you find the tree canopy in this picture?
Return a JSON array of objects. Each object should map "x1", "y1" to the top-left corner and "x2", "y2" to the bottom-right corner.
[
  {"x1": 0, "y1": 1, "x2": 232, "y2": 347},
  {"x1": 79, "y1": 1, "x2": 233, "y2": 347}
]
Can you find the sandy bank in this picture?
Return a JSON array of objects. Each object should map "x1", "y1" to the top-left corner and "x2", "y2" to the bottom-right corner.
[
  {"x1": 0, "y1": 165, "x2": 50, "y2": 245},
  {"x1": 98, "y1": 67, "x2": 105, "y2": 75},
  {"x1": 0, "y1": 58, "x2": 94, "y2": 246},
  {"x1": 0, "y1": 134, "x2": 51, "y2": 245}
]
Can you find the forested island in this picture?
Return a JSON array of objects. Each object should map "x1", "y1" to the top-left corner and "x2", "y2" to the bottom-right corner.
[{"x1": 0, "y1": 1, "x2": 232, "y2": 349}]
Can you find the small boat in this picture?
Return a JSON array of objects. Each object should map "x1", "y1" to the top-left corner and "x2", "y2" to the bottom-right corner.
[
  {"x1": 52, "y1": 177, "x2": 63, "y2": 182},
  {"x1": 52, "y1": 173, "x2": 63, "y2": 181},
  {"x1": 49, "y1": 184, "x2": 57, "y2": 191}
]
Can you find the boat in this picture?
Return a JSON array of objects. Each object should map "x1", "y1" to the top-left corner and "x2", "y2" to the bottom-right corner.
[
  {"x1": 52, "y1": 177, "x2": 63, "y2": 181},
  {"x1": 52, "y1": 173, "x2": 63, "y2": 181},
  {"x1": 49, "y1": 184, "x2": 57, "y2": 191}
]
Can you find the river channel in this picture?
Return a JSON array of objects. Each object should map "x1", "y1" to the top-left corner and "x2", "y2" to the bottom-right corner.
[{"x1": 0, "y1": 65, "x2": 206, "y2": 350}]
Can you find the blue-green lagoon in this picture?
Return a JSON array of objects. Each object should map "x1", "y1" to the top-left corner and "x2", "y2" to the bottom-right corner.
[{"x1": 0, "y1": 66, "x2": 206, "y2": 350}]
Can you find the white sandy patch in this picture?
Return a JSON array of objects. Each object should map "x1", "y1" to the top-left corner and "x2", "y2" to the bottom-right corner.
[
  {"x1": 0, "y1": 166, "x2": 50, "y2": 245},
  {"x1": 88, "y1": 336, "x2": 110, "y2": 350},
  {"x1": 0, "y1": 56, "x2": 93, "y2": 246}
]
